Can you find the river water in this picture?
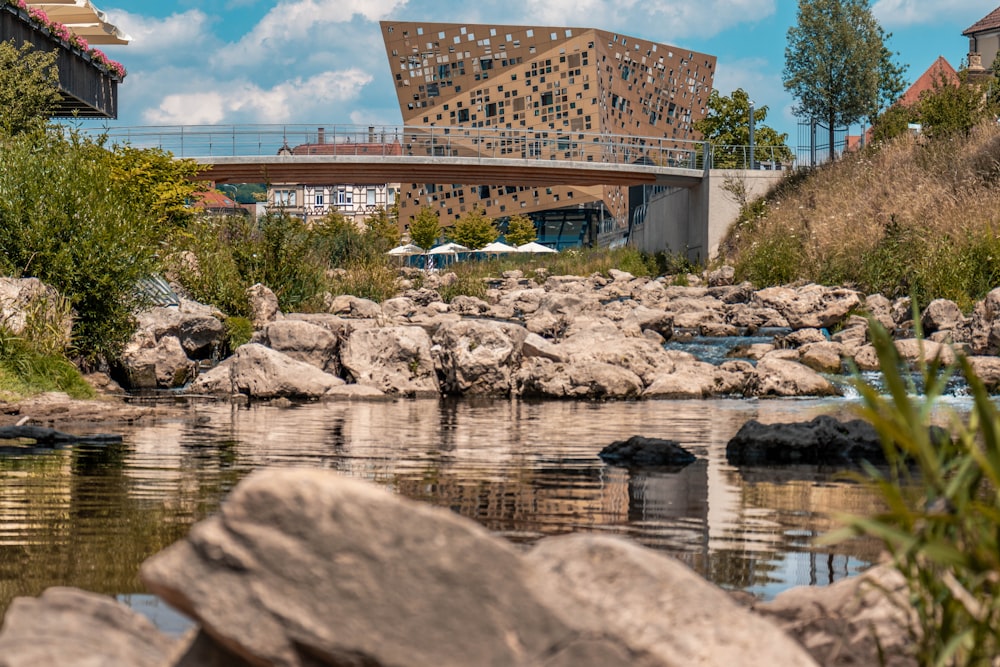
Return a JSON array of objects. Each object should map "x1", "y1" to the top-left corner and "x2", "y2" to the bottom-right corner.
[{"x1": 0, "y1": 332, "x2": 965, "y2": 633}]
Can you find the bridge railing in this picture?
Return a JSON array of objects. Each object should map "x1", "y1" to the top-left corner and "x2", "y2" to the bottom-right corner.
[
  {"x1": 89, "y1": 124, "x2": 710, "y2": 171},
  {"x1": 705, "y1": 144, "x2": 796, "y2": 170}
]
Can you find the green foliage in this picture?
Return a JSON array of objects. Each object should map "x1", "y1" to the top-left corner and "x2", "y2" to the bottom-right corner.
[
  {"x1": 825, "y1": 320, "x2": 1000, "y2": 666},
  {"x1": 108, "y1": 144, "x2": 205, "y2": 229},
  {"x1": 0, "y1": 129, "x2": 166, "y2": 362},
  {"x1": 504, "y1": 214, "x2": 537, "y2": 247},
  {"x1": 408, "y1": 206, "x2": 442, "y2": 250},
  {"x1": 784, "y1": 0, "x2": 907, "y2": 152},
  {"x1": 448, "y1": 206, "x2": 498, "y2": 250},
  {"x1": 917, "y1": 71, "x2": 990, "y2": 139},
  {"x1": 0, "y1": 40, "x2": 60, "y2": 136},
  {"x1": 870, "y1": 103, "x2": 920, "y2": 144},
  {"x1": 222, "y1": 316, "x2": 253, "y2": 355},
  {"x1": 694, "y1": 88, "x2": 794, "y2": 167},
  {"x1": 217, "y1": 183, "x2": 266, "y2": 204},
  {"x1": 328, "y1": 256, "x2": 399, "y2": 303},
  {"x1": 733, "y1": 229, "x2": 805, "y2": 287},
  {"x1": 364, "y1": 203, "x2": 402, "y2": 252},
  {"x1": 0, "y1": 329, "x2": 94, "y2": 400}
]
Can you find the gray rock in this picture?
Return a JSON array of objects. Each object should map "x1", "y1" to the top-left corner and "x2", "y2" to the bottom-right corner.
[
  {"x1": 134, "y1": 299, "x2": 225, "y2": 360},
  {"x1": 0, "y1": 277, "x2": 72, "y2": 349},
  {"x1": 920, "y1": 298, "x2": 964, "y2": 335},
  {"x1": 515, "y1": 357, "x2": 644, "y2": 399},
  {"x1": 340, "y1": 325, "x2": 440, "y2": 397},
  {"x1": 119, "y1": 333, "x2": 196, "y2": 389},
  {"x1": 139, "y1": 469, "x2": 640, "y2": 667},
  {"x1": 251, "y1": 319, "x2": 340, "y2": 375},
  {"x1": 598, "y1": 436, "x2": 696, "y2": 467},
  {"x1": 246, "y1": 283, "x2": 281, "y2": 329},
  {"x1": 189, "y1": 343, "x2": 344, "y2": 399},
  {"x1": 754, "y1": 284, "x2": 861, "y2": 330},
  {"x1": 326, "y1": 294, "x2": 383, "y2": 319},
  {"x1": 526, "y1": 535, "x2": 819, "y2": 667},
  {"x1": 745, "y1": 356, "x2": 840, "y2": 398},
  {"x1": 0, "y1": 587, "x2": 176, "y2": 667},
  {"x1": 643, "y1": 361, "x2": 730, "y2": 398},
  {"x1": 432, "y1": 320, "x2": 528, "y2": 395}
]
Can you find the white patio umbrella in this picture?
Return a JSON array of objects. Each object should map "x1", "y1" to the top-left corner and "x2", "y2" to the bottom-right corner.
[
  {"x1": 427, "y1": 242, "x2": 470, "y2": 255},
  {"x1": 387, "y1": 243, "x2": 424, "y2": 256},
  {"x1": 516, "y1": 241, "x2": 557, "y2": 254},
  {"x1": 480, "y1": 241, "x2": 519, "y2": 254}
]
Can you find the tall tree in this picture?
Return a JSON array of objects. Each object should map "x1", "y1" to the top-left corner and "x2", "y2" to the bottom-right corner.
[
  {"x1": 448, "y1": 206, "x2": 498, "y2": 250},
  {"x1": 408, "y1": 206, "x2": 441, "y2": 250},
  {"x1": 693, "y1": 88, "x2": 794, "y2": 168},
  {"x1": 783, "y1": 0, "x2": 906, "y2": 158},
  {"x1": 504, "y1": 214, "x2": 537, "y2": 247}
]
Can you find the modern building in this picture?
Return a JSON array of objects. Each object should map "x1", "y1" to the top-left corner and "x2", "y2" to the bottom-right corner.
[
  {"x1": 964, "y1": 6, "x2": 1000, "y2": 76},
  {"x1": 1, "y1": 0, "x2": 129, "y2": 118},
  {"x1": 381, "y1": 21, "x2": 715, "y2": 248},
  {"x1": 265, "y1": 128, "x2": 402, "y2": 226}
]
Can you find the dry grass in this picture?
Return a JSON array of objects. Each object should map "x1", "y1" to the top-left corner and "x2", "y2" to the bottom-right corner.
[{"x1": 724, "y1": 121, "x2": 1000, "y2": 309}]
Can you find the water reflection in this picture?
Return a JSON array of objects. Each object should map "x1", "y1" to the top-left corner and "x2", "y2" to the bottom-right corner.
[{"x1": 0, "y1": 396, "x2": 889, "y2": 625}]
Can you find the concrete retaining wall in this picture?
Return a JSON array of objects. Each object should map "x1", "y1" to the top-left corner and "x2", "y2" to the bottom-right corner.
[{"x1": 630, "y1": 169, "x2": 787, "y2": 263}]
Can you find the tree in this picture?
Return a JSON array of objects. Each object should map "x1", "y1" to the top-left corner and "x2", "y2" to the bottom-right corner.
[
  {"x1": 505, "y1": 214, "x2": 537, "y2": 246},
  {"x1": 408, "y1": 206, "x2": 441, "y2": 250},
  {"x1": 364, "y1": 204, "x2": 401, "y2": 252},
  {"x1": 917, "y1": 70, "x2": 989, "y2": 139},
  {"x1": 0, "y1": 40, "x2": 60, "y2": 136},
  {"x1": 448, "y1": 206, "x2": 498, "y2": 250},
  {"x1": 693, "y1": 88, "x2": 794, "y2": 168},
  {"x1": 784, "y1": 0, "x2": 907, "y2": 158}
]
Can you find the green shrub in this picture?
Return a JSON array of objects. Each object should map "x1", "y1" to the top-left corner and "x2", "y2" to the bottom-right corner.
[
  {"x1": 733, "y1": 229, "x2": 804, "y2": 287},
  {"x1": 222, "y1": 316, "x2": 254, "y2": 354},
  {"x1": 0, "y1": 329, "x2": 94, "y2": 399},
  {"x1": 825, "y1": 320, "x2": 1000, "y2": 665}
]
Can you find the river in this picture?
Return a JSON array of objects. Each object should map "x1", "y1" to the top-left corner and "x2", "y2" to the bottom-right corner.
[{"x1": 0, "y1": 390, "x2": 907, "y2": 633}]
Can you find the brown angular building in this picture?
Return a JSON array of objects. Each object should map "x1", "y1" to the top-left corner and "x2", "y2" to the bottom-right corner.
[{"x1": 381, "y1": 21, "x2": 716, "y2": 248}]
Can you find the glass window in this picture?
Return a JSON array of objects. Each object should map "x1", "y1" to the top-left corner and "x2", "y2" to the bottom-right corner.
[{"x1": 367, "y1": 187, "x2": 377, "y2": 205}]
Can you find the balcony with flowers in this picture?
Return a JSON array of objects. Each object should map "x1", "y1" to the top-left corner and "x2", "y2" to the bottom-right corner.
[{"x1": 0, "y1": 0, "x2": 130, "y2": 118}]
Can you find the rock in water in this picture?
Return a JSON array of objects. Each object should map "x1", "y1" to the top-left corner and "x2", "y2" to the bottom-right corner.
[{"x1": 599, "y1": 435, "x2": 697, "y2": 467}]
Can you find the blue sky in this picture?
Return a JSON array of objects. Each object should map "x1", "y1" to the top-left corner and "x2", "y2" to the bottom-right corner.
[{"x1": 86, "y1": 0, "x2": 1000, "y2": 149}]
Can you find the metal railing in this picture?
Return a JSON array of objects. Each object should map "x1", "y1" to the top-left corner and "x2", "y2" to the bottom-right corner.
[
  {"x1": 82, "y1": 124, "x2": 711, "y2": 172},
  {"x1": 705, "y1": 144, "x2": 796, "y2": 170}
]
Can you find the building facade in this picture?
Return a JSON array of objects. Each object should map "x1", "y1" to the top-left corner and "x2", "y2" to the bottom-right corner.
[
  {"x1": 965, "y1": 7, "x2": 1000, "y2": 75},
  {"x1": 266, "y1": 130, "x2": 401, "y2": 226},
  {"x1": 381, "y1": 21, "x2": 715, "y2": 248}
]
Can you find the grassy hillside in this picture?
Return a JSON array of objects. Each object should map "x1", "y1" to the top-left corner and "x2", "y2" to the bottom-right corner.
[{"x1": 721, "y1": 121, "x2": 1000, "y2": 310}]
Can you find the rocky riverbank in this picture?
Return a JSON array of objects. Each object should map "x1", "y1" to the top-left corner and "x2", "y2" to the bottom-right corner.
[{"x1": 113, "y1": 266, "x2": 1000, "y2": 402}]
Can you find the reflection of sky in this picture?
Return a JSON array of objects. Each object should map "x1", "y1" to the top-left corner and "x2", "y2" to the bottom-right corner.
[
  {"x1": 117, "y1": 593, "x2": 193, "y2": 636},
  {"x1": 741, "y1": 550, "x2": 870, "y2": 601}
]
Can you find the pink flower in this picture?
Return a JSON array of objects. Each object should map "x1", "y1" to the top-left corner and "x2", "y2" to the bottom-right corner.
[{"x1": 27, "y1": 7, "x2": 47, "y2": 23}]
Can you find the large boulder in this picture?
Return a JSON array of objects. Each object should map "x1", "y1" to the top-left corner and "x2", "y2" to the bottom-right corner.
[
  {"x1": 251, "y1": 319, "x2": 340, "y2": 375},
  {"x1": 754, "y1": 284, "x2": 861, "y2": 330},
  {"x1": 526, "y1": 535, "x2": 819, "y2": 667},
  {"x1": 340, "y1": 326, "x2": 440, "y2": 397},
  {"x1": 0, "y1": 587, "x2": 176, "y2": 667},
  {"x1": 643, "y1": 361, "x2": 733, "y2": 398},
  {"x1": 432, "y1": 320, "x2": 528, "y2": 395},
  {"x1": 139, "y1": 469, "x2": 651, "y2": 667},
  {"x1": 246, "y1": 283, "x2": 281, "y2": 329},
  {"x1": 118, "y1": 333, "x2": 196, "y2": 389},
  {"x1": 745, "y1": 355, "x2": 840, "y2": 398},
  {"x1": 325, "y1": 294, "x2": 383, "y2": 319},
  {"x1": 133, "y1": 299, "x2": 225, "y2": 360},
  {"x1": 920, "y1": 298, "x2": 964, "y2": 336},
  {"x1": 189, "y1": 343, "x2": 344, "y2": 399},
  {"x1": 755, "y1": 565, "x2": 915, "y2": 667},
  {"x1": 724, "y1": 414, "x2": 943, "y2": 465},
  {"x1": 514, "y1": 357, "x2": 644, "y2": 399}
]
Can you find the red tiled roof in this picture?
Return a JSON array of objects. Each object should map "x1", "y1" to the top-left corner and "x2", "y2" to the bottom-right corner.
[
  {"x1": 192, "y1": 190, "x2": 238, "y2": 209},
  {"x1": 291, "y1": 141, "x2": 403, "y2": 156},
  {"x1": 963, "y1": 7, "x2": 1000, "y2": 36},
  {"x1": 899, "y1": 56, "x2": 959, "y2": 107}
]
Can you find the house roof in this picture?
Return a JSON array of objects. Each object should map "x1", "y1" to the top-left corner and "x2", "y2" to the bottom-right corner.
[
  {"x1": 963, "y1": 7, "x2": 1000, "y2": 37},
  {"x1": 899, "y1": 56, "x2": 959, "y2": 107},
  {"x1": 192, "y1": 190, "x2": 239, "y2": 209},
  {"x1": 291, "y1": 140, "x2": 404, "y2": 157}
]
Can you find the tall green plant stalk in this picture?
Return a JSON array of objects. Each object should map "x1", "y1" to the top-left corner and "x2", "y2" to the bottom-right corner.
[{"x1": 825, "y1": 320, "x2": 1000, "y2": 666}]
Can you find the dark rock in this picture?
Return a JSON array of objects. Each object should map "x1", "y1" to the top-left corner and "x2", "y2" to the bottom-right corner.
[
  {"x1": 599, "y1": 435, "x2": 696, "y2": 467},
  {"x1": 0, "y1": 425, "x2": 121, "y2": 446},
  {"x1": 726, "y1": 415, "x2": 948, "y2": 465}
]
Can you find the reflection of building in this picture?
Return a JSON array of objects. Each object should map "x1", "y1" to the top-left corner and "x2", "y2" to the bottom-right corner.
[
  {"x1": 381, "y1": 21, "x2": 715, "y2": 248},
  {"x1": 265, "y1": 128, "x2": 400, "y2": 226},
  {"x1": 1, "y1": 0, "x2": 129, "y2": 118},
  {"x1": 965, "y1": 6, "x2": 1000, "y2": 75}
]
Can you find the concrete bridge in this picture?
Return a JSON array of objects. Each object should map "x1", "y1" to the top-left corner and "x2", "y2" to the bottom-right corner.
[
  {"x1": 95, "y1": 124, "x2": 787, "y2": 260},
  {"x1": 96, "y1": 124, "x2": 709, "y2": 188}
]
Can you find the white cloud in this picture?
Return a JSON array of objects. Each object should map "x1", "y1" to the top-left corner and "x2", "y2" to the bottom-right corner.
[
  {"x1": 873, "y1": 0, "x2": 997, "y2": 27},
  {"x1": 143, "y1": 68, "x2": 373, "y2": 124},
  {"x1": 214, "y1": 0, "x2": 406, "y2": 69},
  {"x1": 102, "y1": 8, "x2": 218, "y2": 61},
  {"x1": 521, "y1": 0, "x2": 775, "y2": 39}
]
